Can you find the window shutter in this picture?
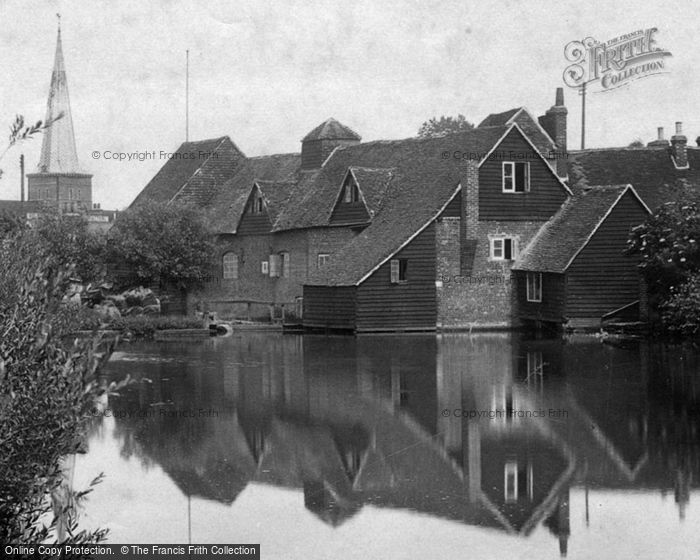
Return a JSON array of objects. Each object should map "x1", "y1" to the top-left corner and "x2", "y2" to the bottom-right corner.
[
  {"x1": 269, "y1": 254, "x2": 280, "y2": 277},
  {"x1": 390, "y1": 259, "x2": 399, "y2": 283}
]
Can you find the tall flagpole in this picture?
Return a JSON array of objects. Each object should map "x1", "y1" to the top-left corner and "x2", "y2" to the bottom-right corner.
[{"x1": 186, "y1": 50, "x2": 190, "y2": 142}]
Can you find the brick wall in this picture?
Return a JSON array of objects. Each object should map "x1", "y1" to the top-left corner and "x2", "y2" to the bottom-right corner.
[
  {"x1": 436, "y1": 217, "x2": 546, "y2": 328},
  {"x1": 192, "y1": 227, "x2": 358, "y2": 315}
]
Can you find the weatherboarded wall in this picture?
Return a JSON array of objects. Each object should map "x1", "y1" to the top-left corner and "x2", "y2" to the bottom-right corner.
[
  {"x1": 355, "y1": 223, "x2": 437, "y2": 332},
  {"x1": 565, "y1": 192, "x2": 648, "y2": 319}
]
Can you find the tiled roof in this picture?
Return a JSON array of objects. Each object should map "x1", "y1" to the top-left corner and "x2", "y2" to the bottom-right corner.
[
  {"x1": 277, "y1": 126, "x2": 506, "y2": 235},
  {"x1": 347, "y1": 167, "x2": 395, "y2": 216},
  {"x1": 255, "y1": 179, "x2": 297, "y2": 224},
  {"x1": 302, "y1": 118, "x2": 361, "y2": 142},
  {"x1": 478, "y1": 107, "x2": 555, "y2": 157},
  {"x1": 567, "y1": 147, "x2": 700, "y2": 211},
  {"x1": 478, "y1": 108, "x2": 521, "y2": 128},
  {"x1": 207, "y1": 152, "x2": 301, "y2": 234},
  {"x1": 130, "y1": 137, "x2": 246, "y2": 208},
  {"x1": 302, "y1": 126, "x2": 509, "y2": 285},
  {"x1": 513, "y1": 185, "x2": 637, "y2": 273}
]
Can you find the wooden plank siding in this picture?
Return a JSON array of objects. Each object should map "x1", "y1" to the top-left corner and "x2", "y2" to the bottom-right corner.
[
  {"x1": 303, "y1": 286, "x2": 357, "y2": 329},
  {"x1": 479, "y1": 128, "x2": 567, "y2": 220},
  {"x1": 355, "y1": 223, "x2": 437, "y2": 332},
  {"x1": 514, "y1": 271, "x2": 566, "y2": 323},
  {"x1": 237, "y1": 208, "x2": 272, "y2": 235},
  {"x1": 565, "y1": 192, "x2": 648, "y2": 319},
  {"x1": 440, "y1": 189, "x2": 461, "y2": 218},
  {"x1": 330, "y1": 201, "x2": 371, "y2": 225}
]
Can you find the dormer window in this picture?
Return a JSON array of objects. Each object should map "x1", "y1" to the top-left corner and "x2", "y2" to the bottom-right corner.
[
  {"x1": 503, "y1": 162, "x2": 530, "y2": 193},
  {"x1": 250, "y1": 190, "x2": 265, "y2": 214},
  {"x1": 343, "y1": 178, "x2": 360, "y2": 203}
]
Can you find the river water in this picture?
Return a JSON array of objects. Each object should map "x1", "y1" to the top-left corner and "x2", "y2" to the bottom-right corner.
[{"x1": 74, "y1": 332, "x2": 700, "y2": 559}]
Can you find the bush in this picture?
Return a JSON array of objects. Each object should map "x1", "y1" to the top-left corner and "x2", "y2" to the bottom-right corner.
[
  {"x1": 661, "y1": 273, "x2": 700, "y2": 336},
  {"x1": 0, "y1": 232, "x2": 119, "y2": 543},
  {"x1": 107, "y1": 315, "x2": 204, "y2": 338}
]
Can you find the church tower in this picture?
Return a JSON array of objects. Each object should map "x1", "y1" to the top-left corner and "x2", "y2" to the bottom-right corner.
[{"x1": 27, "y1": 18, "x2": 92, "y2": 214}]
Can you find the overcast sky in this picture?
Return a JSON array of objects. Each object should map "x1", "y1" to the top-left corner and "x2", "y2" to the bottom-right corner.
[{"x1": 0, "y1": 0, "x2": 697, "y2": 210}]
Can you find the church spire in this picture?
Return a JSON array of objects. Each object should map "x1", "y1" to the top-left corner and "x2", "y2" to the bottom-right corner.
[{"x1": 37, "y1": 15, "x2": 80, "y2": 173}]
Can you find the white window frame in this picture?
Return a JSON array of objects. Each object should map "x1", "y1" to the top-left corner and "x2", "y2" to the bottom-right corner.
[
  {"x1": 489, "y1": 236, "x2": 518, "y2": 261},
  {"x1": 261, "y1": 261, "x2": 269, "y2": 275},
  {"x1": 317, "y1": 253, "x2": 330, "y2": 268},
  {"x1": 222, "y1": 253, "x2": 238, "y2": 279},
  {"x1": 502, "y1": 161, "x2": 530, "y2": 193},
  {"x1": 526, "y1": 272, "x2": 542, "y2": 302},
  {"x1": 390, "y1": 258, "x2": 408, "y2": 284}
]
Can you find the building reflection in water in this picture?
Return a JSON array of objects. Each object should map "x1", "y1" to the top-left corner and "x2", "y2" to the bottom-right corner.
[{"x1": 103, "y1": 332, "x2": 700, "y2": 557}]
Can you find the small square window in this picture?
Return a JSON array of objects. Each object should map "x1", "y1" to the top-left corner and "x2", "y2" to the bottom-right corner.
[
  {"x1": 317, "y1": 253, "x2": 330, "y2": 268},
  {"x1": 503, "y1": 162, "x2": 530, "y2": 193},
  {"x1": 490, "y1": 237, "x2": 517, "y2": 261}
]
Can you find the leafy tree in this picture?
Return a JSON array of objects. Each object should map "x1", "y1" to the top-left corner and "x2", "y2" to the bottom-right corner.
[
  {"x1": 661, "y1": 272, "x2": 700, "y2": 335},
  {"x1": 107, "y1": 200, "x2": 216, "y2": 290},
  {"x1": 627, "y1": 200, "x2": 700, "y2": 332},
  {"x1": 628, "y1": 138, "x2": 645, "y2": 148},
  {"x1": 33, "y1": 210, "x2": 107, "y2": 285},
  {"x1": 418, "y1": 114, "x2": 475, "y2": 138}
]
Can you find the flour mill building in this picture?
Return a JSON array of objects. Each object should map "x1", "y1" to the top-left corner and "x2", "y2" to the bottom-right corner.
[{"x1": 132, "y1": 87, "x2": 699, "y2": 332}]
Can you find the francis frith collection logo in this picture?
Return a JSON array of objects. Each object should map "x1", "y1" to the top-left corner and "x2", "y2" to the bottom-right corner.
[{"x1": 563, "y1": 28, "x2": 672, "y2": 92}]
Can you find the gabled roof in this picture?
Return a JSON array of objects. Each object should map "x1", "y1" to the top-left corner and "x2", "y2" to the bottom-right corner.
[
  {"x1": 478, "y1": 107, "x2": 556, "y2": 154},
  {"x1": 478, "y1": 108, "x2": 521, "y2": 128},
  {"x1": 329, "y1": 167, "x2": 395, "y2": 222},
  {"x1": 302, "y1": 118, "x2": 361, "y2": 142},
  {"x1": 513, "y1": 185, "x2": 650, "y2": 273},
  {"x1": 567, "y1": 147, "x2": 700, "y2": 211},
  {"x1": 277, "y1": 125, "x2": 507, "y2": 235},
  {"x1": 207, "y1": 152, "x2": 301, "y2": 234},
  {"x1": 253, "y1": 179, "x2": 297, "y2": 224},
  {"x1": 301, "y1": 122, "x2": 578, "y2": 286},
  {"x1": 347, "y1": 167, "x2": 395, "y2": 216},
  {"x1": 129, "y1": 136, "x2": 246, "y2": 208}
]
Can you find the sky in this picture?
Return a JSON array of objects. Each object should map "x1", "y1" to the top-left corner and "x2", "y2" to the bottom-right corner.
[{"x1": 0, "y1": 0, "x2": 697, "y2": 210}]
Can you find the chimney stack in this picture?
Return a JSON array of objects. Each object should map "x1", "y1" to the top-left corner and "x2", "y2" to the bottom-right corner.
[
  {"x1": 647, "y1": 126, "x2": 669, "y2": 148},
  {"x1": 538, "y1": 88, "x2": 568, "y2": 178},
  {"x1": 671, "y1": 121, "x2": 688, "y2": 168}
]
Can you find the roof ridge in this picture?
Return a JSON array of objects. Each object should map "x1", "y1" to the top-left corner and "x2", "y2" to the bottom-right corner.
[
  {"x1": 249, "y1": 152, "x2": 300, "y2": 160},
  {"x1": 168, "y1": 136, "x2": 230, "y2": 205}
]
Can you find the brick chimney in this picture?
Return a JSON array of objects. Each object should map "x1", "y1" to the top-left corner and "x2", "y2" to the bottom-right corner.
[
  {"x1": 538, "y1": 88, "x2": 568, "y2": 178},
  {"x1": 460, "y1": 160, "x2": 479, "y2": 275},
  {"x1": 671, "y1": 121, "x2": 688, "y2": 168},
  {"x1": 647, "y1": 127, "x2": 669, "y2": 148}
]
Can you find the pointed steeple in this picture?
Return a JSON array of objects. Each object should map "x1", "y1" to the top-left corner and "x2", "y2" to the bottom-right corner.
[{"x1": 37, "y1": 16, "x2": 80, "y2": 173}]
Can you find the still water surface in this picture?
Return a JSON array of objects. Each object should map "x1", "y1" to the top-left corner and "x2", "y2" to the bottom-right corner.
[{"x1": 75, "y1": 333, "x2": 700, "y2": 559}]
